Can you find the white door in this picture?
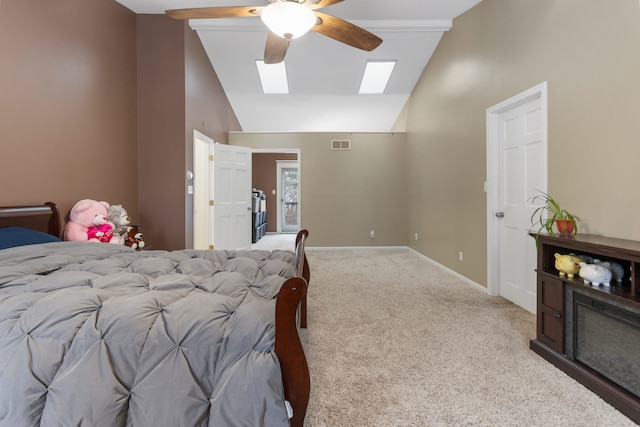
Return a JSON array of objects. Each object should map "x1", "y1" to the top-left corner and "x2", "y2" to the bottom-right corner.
[
  {"x1": 213, "y1": 143, "x2": 252, "y2": 250},
  {"x1": 276, "y1": 161, "x2": 300, "y2": 233},
  {"x1": 193, "y1": 131, "x2": 214, "y2": 250},
  {"x1": 487, "y1": 82, "x2": 548, "y2": 314}
]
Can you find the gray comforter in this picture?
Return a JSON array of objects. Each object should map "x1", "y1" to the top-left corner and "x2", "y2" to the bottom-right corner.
[{"x1": 0, "y1": 242, "x2": 297, "y2": 426}]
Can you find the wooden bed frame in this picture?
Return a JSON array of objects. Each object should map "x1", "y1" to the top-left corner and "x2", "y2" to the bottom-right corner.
[
  {"x1": 0, "y1": 203, "x2": 310, "y2": 427},
  {"x1": 0, "y1": 201, "x2": 61, "y2": 237}
]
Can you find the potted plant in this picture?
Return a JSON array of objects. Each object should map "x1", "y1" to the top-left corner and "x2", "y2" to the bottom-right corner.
[{"x1": 530, "y1": 191, "x2": 578, "y2": 245}]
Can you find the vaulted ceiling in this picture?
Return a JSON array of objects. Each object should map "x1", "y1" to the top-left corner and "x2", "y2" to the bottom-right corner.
[{"x1": 115, "y1": 0, "x2": 482, "y2": 132}]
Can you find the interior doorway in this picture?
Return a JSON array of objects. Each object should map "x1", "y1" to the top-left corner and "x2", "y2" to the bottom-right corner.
[
  {"x1": 251, "y1": 149, "x2": 301, "y2": 237},
  {"x1": 486, "y1": 82, "x2": 548, "y2": 314},
  {"x1": 192, "y1": 132, "x2": 253, "y2": 250}
]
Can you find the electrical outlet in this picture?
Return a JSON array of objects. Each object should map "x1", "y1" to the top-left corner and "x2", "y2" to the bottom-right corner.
[
  {"x1": 414, "y1": 233, "x2": 418, "y2": 241},
  {"x1": 370, "y1": 230, "x2": 375, "y2": 239},
  {"x1": 459, "y1": 251, "x2": 464, "y2": 261}
]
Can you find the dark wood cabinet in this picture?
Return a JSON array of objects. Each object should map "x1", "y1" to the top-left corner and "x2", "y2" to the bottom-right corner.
[
  {"x1": 531, "y1": 233, "x2": 640, "y2": 424},
  {"x1": 536, "y1": 273, "x2": 564, "y2": 353}
]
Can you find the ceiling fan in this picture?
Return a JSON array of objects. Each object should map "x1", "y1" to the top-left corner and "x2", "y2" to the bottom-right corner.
[{"x1": 165, "y1": 0, "x2": 383, "y2": 64}]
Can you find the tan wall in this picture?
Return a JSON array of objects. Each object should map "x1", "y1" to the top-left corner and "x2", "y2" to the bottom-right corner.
[
  {"x1": 230, "y1": 133, "x2": 408, "y2": 247},
  {"x1": 405, "y1": 0, "x2": 640, "y2": 287},
  {"x1": 136, "y1": 15, "x2": 185, "y2": 251},
  {"x1": 137, "y1": 16, "x2": 241, "y2": 250},
  {"x1": 252, "y1": 153, "x2": 298, "y2": 233},
  {"x1": 184, "y1": 24, "x2": 241, "y2": 248},
  {"x1": 0, "y1": 0, "x2": 138, "y2": 225},
  {"x1": 0, "y1": 2, "x2": 239, "y2": 249}
]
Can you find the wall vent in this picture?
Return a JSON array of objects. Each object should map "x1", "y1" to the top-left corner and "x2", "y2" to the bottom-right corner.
[{"x1": 331, "y1": 140, "x2": 351, "y2": 151}]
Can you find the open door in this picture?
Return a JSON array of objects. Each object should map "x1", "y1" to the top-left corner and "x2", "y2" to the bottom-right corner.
[{"x1": 213, "y1": 143, "x2": 252, "y2": 250}]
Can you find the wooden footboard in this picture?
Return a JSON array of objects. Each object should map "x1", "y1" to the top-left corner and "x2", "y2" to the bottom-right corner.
[
  {"x1": 275, "y1": 277, "x2": 309, "y2": 427},
  {"x1": 275, "y1": 229, "x2": 311, "y2": 427},
  {"x1": 295, "y1": 230, "x2": 310, "y2": 328}
]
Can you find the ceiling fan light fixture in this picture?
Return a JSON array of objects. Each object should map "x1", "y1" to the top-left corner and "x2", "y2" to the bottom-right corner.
[{"x1": 260, "y1": 2, "x2": 317, "y2": 40}]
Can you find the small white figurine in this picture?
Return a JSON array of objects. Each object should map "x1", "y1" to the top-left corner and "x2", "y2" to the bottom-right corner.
[{"x1": 579, "y1": 262, "x2": 612, "y2": 287}]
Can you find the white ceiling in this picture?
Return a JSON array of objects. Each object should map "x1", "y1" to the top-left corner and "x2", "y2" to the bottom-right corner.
[{"x1": 115, "y1": 0, "x2": 482, "y2": 132}]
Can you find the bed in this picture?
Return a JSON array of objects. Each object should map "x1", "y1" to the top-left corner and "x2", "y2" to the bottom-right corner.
[{"x1": 0, "y1": 202, "x2": 310, "y2": 427}]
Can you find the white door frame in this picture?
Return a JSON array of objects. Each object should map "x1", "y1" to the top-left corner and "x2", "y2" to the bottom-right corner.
[
  {"x1": 486, "y1": 81, "x2": 548, "y2": 297},
  {"x1": 192, "y1": 130, "x2": 214, "y2": 250}
]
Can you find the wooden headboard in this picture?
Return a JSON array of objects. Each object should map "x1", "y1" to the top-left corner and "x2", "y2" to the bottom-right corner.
[{"x1": 0, "y1": 202, "x2": 61, "y2": 238}]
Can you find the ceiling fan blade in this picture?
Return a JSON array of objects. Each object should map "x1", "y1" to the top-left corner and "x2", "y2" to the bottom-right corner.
[
  {"x1": 307, "y1": 0, "x2": 344, "y2": 10},
  {"x1": 312, "y1": 12, "x2": 382, "y2": 51},
  {"x1": 264, "y1": 32, "x2": 289, "y2": 64},
  {"x1": 165, "y1": 6, "x2": 263, "y2": 20}
]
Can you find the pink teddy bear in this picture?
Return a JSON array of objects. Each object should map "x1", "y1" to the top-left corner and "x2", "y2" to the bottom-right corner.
[{"x1": 64, "y1": 199, "x2": 122, "y2": 244}]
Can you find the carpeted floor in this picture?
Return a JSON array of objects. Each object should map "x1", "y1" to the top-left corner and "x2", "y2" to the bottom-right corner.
[
  {"x1": 252, "y1": 233, "x2": 297, "y2": 251},
  {"x1": 299, "y1": 248, "x2": 636, "y2": 427}
]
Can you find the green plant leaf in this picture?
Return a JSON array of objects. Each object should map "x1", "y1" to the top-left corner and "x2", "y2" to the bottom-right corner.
[{"x1": 528, "y1": 190, "x2": 579, "y2": 245}]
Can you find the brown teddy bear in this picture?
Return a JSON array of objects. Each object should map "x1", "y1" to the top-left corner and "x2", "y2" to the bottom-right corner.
[{"x1": 124, "y1": 225, "x2": 145, "y2": 250}]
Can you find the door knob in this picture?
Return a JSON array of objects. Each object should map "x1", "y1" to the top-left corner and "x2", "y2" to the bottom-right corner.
[
  {"x1": 495, "y1": 212, "x2": 504, "y2": 218},
  {"x1": 247, "y1": 207, "x2": 252, "y2": 210}
]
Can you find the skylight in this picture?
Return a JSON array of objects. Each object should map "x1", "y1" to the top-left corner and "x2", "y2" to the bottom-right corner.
[
  {"x1": 256, "y1": 60, "x2": 289, "y2": 94},
  {"x1": 358, "y1": 60, "x2": 396, "y2": 95}
]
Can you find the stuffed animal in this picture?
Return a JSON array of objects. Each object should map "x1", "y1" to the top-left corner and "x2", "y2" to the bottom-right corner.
[
  {"x1": 64, "y1": 199, "x2": 122, "y2": 244},
  {"x1": 107, "y1": 204, "x2": 130, "y2": 241},
  {"x1": 124, "y1": 225, "x2": 145, "y2": 250}
]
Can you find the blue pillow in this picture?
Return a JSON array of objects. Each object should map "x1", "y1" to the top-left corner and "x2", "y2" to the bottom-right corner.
[{"x1": 0, "y1": 226, "x2": 62, "y2": 250}]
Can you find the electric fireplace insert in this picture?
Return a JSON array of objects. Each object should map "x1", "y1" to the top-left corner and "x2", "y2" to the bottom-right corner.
[{"x1": 571, "y1": 291, "x2": 640, "y2": 399}]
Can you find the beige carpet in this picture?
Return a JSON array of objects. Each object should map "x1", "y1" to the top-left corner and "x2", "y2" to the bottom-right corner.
[
  {"x1": 300, "y1": 248, "x2": 636, "y2": 427},
  {"x1": 252, "y1": 233, "x2": 297, "y2": 251}
]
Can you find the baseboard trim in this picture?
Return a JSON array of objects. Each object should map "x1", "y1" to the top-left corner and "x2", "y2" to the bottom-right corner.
[
  {"x1": 407, "y1": 248, "x2": 487, "y2": 294},
  {"x1": 306, "y1": 246, "x2": 408, "y2": 251}
]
